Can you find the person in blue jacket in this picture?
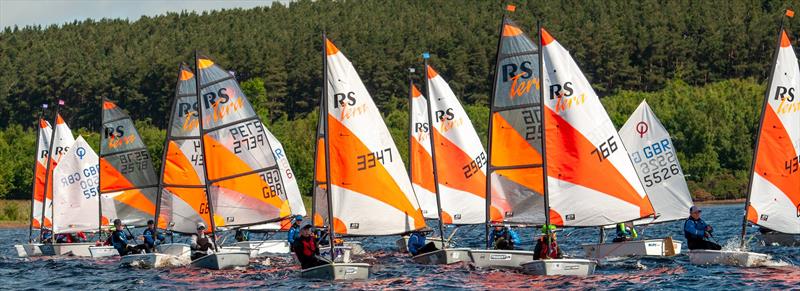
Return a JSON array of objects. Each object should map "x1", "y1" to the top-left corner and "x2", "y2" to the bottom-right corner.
[
  {"x1": 407, "y1": 229, "x2": 438, "y2": 256},
  {"x1": 110, "y1": 219, "x2": 145, "y2": 256},
  {"x1": 141, "y1": 220, "x2": 164, "y2": 252},
  {"x1": 684, "y1": 206, "x2": 721, "y2": 250},
  {"x1": 490, "y1": 225, "x2": 521, "y2": 250},
  {"x1": 287, "y1": 215, "x2": 303, "y2": 250}
]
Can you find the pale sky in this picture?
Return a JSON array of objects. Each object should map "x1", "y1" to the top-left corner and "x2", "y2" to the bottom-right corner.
[{"x1": 1, "y1": 0, "x2": 290, "y2": 29}]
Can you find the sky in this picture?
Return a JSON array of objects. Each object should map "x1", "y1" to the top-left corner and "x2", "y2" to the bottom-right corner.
[{"x1": 1, "y1": 0, "x2": 289, "y2": 29}]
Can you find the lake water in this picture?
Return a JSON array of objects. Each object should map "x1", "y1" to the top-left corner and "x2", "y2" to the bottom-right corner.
[{"x1": 1, "y1": 204, "x2": 798, "y2": 290}]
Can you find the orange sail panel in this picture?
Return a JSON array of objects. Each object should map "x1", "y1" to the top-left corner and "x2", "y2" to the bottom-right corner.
[
  {"x1": 747, "y1": 30, "x2": 800, "y2": 234},
  {"x1": 99, "y1": 100, "x2": 159, "y2": 227},
  {"x1": 541, "y1": 28, "x2": 653, "y2": 227},
  {"x1": 316, "y1": 38, "x2": 425, "y2": 235},
  {"x1": 409, "y1": 83, "x2": 438, "y2": 219},
  {"x1": 196, "y1": 55, "x2": 290, "y2": 228},
  {"x1": 487, "y1": 17, "x2": 546, "y2": 225},
  {"x1": 31, "y1": 120, "x2": 52, "y2": 229}
]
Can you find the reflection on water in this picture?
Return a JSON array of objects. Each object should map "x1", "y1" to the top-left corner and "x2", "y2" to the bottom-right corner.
[{"x1": 1, "y1": 204, "x2": 798, "y2": 289}]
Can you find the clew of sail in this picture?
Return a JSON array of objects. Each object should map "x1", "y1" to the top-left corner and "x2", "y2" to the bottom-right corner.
[
  {"x1": 425, "y1": 64, "x2": 488, "y2": 225},
  {"x1": 619, "y1": 100, "x2": 693, "y2": 224},
  {"x1": 541, "y1": 28, "x2": 654, "y2": 227},
  {"x1": 31, "y1": 120, "x2": 52, "y2": 229},
  {"x1": 318, "y1": 38, "x2": 425, "y2": 235},
  {"x1": 195, "y1": 55, "x2": 291, "y2": 229},
  {"x1": 409, "y1": 83, "x2": 438, "y2": 219},
  {"x1": 52, "y1": 136, "x2": 100, "y2": 234},
  {"x1": 158, "y1": 64, "x2": 212, "y2": 234},
  {"x1": 99, "y1": 100, "x2": 159, "y2": 228},
  {"x1": 487, "y1": 18, "x2": 546, "y2": 226},
  {"x1": 747, "y1": 30, "x2": 800, "y2": 234}
]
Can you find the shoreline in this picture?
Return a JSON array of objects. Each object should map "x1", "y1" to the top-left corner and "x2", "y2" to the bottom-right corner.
[{"x1": 694, "y1": 198, "x2": 745, "y2": 205}]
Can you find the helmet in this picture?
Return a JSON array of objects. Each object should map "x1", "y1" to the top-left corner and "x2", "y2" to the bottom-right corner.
[
  {"x1": 541, "y1": 224, "x2": 557, "y2": 234},
  {"x1": 197, "y1": 223, "x2": 206, "y2": 230}
]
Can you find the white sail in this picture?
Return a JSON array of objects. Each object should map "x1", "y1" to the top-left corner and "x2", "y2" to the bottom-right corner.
[
  {"x1": 619, "y1": 100, "x2": 693, "y2": 224},
  {"x1": 31, "y1": 119, "x2": 52, "y2": 229},
  {"x1": 52, "y1": 136, "x2": 99, "y2": 234},
  {"x1": 43, "y1": 114, "x2": 76, "y2": 230}
]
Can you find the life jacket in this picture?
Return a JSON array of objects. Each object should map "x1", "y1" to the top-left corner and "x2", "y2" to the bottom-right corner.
[
  {"x1": 301, "y1": 237, "x2": 317, "y2": 257},
  {"x1": 538, "y1": 237, "x2": 559, "y2": 259},
  {"x1": 196, "y1": 237, "x2": 212, "y2": 251}
]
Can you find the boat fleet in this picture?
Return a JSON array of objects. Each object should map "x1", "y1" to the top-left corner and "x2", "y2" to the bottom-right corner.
[{"x1": 12, "y1": 5, "x2": 800, "y2": 280}]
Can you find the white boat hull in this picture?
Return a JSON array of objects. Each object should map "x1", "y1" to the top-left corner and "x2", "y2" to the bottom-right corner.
[
  {"x1": 89, "y1": 246, "x2": 119, "y2": 258},
  {"x1": 120, "y1": 253, "x2": 188, "y2": 268},
  {"x1": 233, "y1": 240, "x2": 290, "y2": 256},
  {"x1": 412, "y1": 248, "x2": 471, "y2": 265},
  {"x1": 468, "y1": 249, "x2": 536, "y2": 269},
  {"x1": 760, "y1": 233, "x2": 800, "y2": 247},
  {"x1": 43, "y1": 242, "x2": 95, "y2": 257},
  {"x1": 687, "y1": 250, "x2": 771, "y2": 267},
  {"x1": 396, "y1": 236, "x2": 451, "y2": 253},
  {"x1": 191, "y1": 252, "x2": 250, "y2": 270},
  {"x1": 300, "y1": 263, "x2": 370, "y2": 280},
  {"x1": 521, "y1": 259, "x2": 597, "y2": 276},
  {"x1": 156, "y1": 243, "x2": 191, "y2": 259},
  {"x1": 582, "y1": 238, "x2": 683, "y2": 259},
  {"x1": 14, "y1": 243, "x2": 48, "y2": 258}
]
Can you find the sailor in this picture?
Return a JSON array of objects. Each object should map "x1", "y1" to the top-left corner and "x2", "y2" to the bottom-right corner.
[
  {"x1": 533, "y1": 224, "x2": 563, "y2": 260},
  {"x1": 613, "y1": 222, "x2": 638, "y2": 242},
  {"x1": 190, "y1": 223, "x2": 215, "y2": 260},
  {"x1": 141, "y1": 220, "x2": 164, "y2": 252},
  {"x1": 407, "y1": 229, "x2": 438, "y2": 256},
  {"x1": 490, "y1": 225, "x2": 521, "y2": 250},
  {"x1": 55, "y1": 231, "x2": 87, "y2": 243},
  {"x1": 234, "y1": 229, "x2": 249, "y2": 242},
  {"x1": 292, "y1": 224, "x2": 328, "y2": 269},
  {"x1": 287, "y1": 215, "x2": 303, "y2": 249},
  {"x1": 110, "y1": 219, "x2": 144, "y2": 256},
  {"x1": 683, "y1": 206, "x2": 722, "y2": 250}
]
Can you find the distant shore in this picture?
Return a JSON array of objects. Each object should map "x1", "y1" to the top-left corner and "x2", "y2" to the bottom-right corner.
[{"x1": 695, "y1": 198, "x2": 745, "y2": 205}]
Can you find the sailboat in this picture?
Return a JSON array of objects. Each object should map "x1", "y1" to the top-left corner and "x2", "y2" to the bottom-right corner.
[
  {"x1": 469, "y1": 11, "x2": 547, "y2": 270},
  {"x1": 47, "y1": 135, "x2": 101, "y2": 257},
  {"x1": 582, "y1": 100, "x2": 691, "y2": 259},
  {"x1": 688, "y1": 12, "x2": 799, "y2": 266},
  {"x1": 396, "y1": 82, "x2": 452, "y2": 253},
  {"x1": 411, "y1": 58, "x2": 486, "y2": 265},
  {"x1": 15, "y1": 108, "x2": 53, "y2": 258},
  {"x1": 89, "y1": 99, "x2": 160, "y2": 258},
  {"x1": 519, "y1": 26, "x2": 656, "y2": 276},
  {"x1": 303, "y1": 36, "x2": 426, "y2": 280}
]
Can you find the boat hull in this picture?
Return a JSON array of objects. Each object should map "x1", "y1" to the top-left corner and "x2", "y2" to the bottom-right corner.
[
  {"x1": 300, "y1": 263, "x2": 370, "y2": 280},
  {"x1": 687, "y1": 250, "x2": 771, "y2": 267},
  {"x1": 582, "y1": 238, "x2": 683, "y2": 259},
  {"x1": 14, "y1": 243, "x2": 48, "y2": 258},
  {"x1": 760, "y1": 233, "x2": 800, "y2": 247},
  {"x1": 89, "y1": 246, "x2": 119, "y2": 258},
  {"x1": 395, "y1": 236, "x2": 451, "y2": 253},
  {"x1": 520, "y1": 259, "x2": 597, "y2": 276},
  {"x1": 43, "y1": 242, "x2": 95, "y2": 257},
  {"x1": 156, "y1": 243, "x2": 191, "y2": 259},
  {"x1": 233, "y1": 240, "x2": 290, "y2": 256},
  {"x1": 468, "y1": 249, "x2": 536, "y2": 269},
  {"x1": 412, "y1": 248, "x2": 471, "y2": 265},
  {"x1": 191, "y1": 252, "x2": 250, "y2": 270},
  {"x1": 120, "y1": 253, "x2": 187, "y2": 268}
]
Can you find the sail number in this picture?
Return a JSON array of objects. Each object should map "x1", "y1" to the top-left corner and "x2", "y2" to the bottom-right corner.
[
  {"x1": 231, "y1": 120, "x2": 266, "y2": 154},
  {"x1": 590, "y1": 136, "x2": 618, "y2": 162},
  {"x1": 259, "y1": 170, "x2": 284, "y2": 199},
  {"x1": 787, "y1": 155, "x2": 800, "y2": 175},
  {"x1": 521, "y1": 107, "x2": 541, "y2": 141},
  {"x1": 199, "y1": 202, "x2": 209, "y2": 214},
  {"x1": 357, "y1": 148, "x2": 393, "y2": 171},
  {"x1": 631, "y1": 139, "x2": 683, "y2": 187},
  {"x1": 59, "y1": 164, "x2": 100, "y2": 199},
  {"x1": 118, "y1": 150, "x2": 151, "y2": 174},
  {"x1": 463, "y1": 152, "x2": 487, "y2": 178}
]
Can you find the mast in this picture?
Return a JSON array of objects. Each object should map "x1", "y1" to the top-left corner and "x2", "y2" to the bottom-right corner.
[
  {"x1": 153, "y1": 64, "x2": 184, "y2": 245},
  {"x1": 39, "y1": 99, "x2": 62, "y2": 241},
  {"x1": 407, "y1": 68, "x2": 415, "y2": 180},
  {"x1": 537, "y1": 21, "x2": 552, "y2": 243},
  {"x1": 194, "y1": 51, "x2": 219, "y2": 251},
  {"x1": 98, "y1": 97, "x2": 105, "y2": 237},
  {"x1": 740, "y1": 11, "x2": 789, "y2": 249},
  {"x1": 28, "y1": 104, "x2": 47, "y2": 243},
  {"x1": 322, "y1": 32, "x2": 337, "y2": 262},
  {"x1": 422, "y1": 53, "x2": 447, "y2": 248},
  {"x1": 484, "y1": 10, "x2": 508, "y2": 249}
]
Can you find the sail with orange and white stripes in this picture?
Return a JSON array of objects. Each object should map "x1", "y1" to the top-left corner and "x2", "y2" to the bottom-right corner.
[
  {"x1": 31, "y1": 119, "x2": 52, "y2": 230},
  {"x1": 157, "y1": 64, "x2": 211, "y2": 234},
  {"x1": 99, "y1": 100, "x2": 158, "y2": 228},
  {"x1": 314, "y1": 38, "x2": 425, "y2": 235},
  {"x1": 425, "y1": 64, "x2": 488, "y2": 225},
  {"x1": 540, "y1": 28, "x2": 654, "y2": 227},
  {"x1": 195, "y1": 54, "x2": 291, "y2": 230},
  {"x1": 408, "y1": 83, "x2": 438, "y2": 219},
  {"x1": 42, "y1": 114, "x2": 76, "y2": 230},
  {"x1": 486, "y1": 17, "x2": 546, "y2": 226},
  {"x1": 745, "y1": 29, "x2": 800, "y2": 234}
]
